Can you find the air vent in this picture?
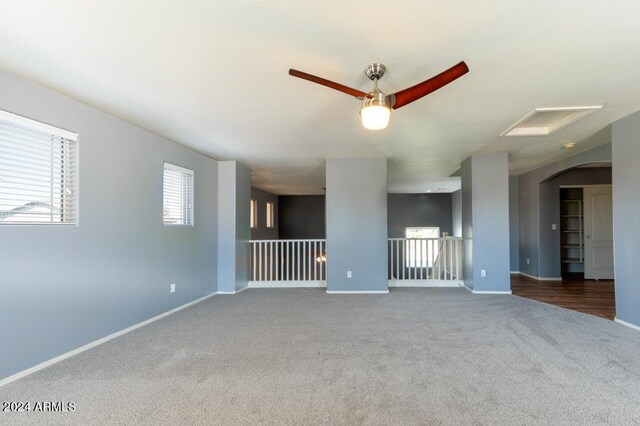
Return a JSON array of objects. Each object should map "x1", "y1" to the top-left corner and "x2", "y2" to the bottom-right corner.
[{"x1": 500, "y1": 106, "x2": 602, "y2": 137}]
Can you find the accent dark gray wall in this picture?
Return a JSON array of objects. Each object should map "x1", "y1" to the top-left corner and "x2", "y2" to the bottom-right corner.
[
  {"x1": 612, "y1": 111, "x2": 640, "y2": 327},
  {"x1": 251, "y1": 187, "x2": 278, "y2": 240},
  {"x1": 217, "y1": 161, "x2": 251, "y2": 292},
  {"x1": 387, "y1": 194, "x2": 452, "y2": 238},
  {"x1": 278, "y1": 193, "x2": 452, "y2": 240},
  {"x1": 326, "y1": 158, "x2": 388, "y2": 292},
  {"x1": 0, "y1": 70, "x2": 219, "y2": 381},
  {"x1": 461, "y1": 154, "x2": 510, "y2": 292},
  {"x1": 452, "y1": 190, "x2": 462, "y2": 238},
  {"x1": 518, "y1": 140, "x2": 611, "y2": 278},
  {"x1": 509, "y1": 176, "x2": 520, "y2": 272},
  {"x1": 278, "y1": 195, "x2": 326, "y2": 239}
]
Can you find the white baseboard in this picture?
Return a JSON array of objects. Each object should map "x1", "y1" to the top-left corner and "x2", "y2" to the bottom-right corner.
[
  {"x1": 388, "y1": 280, "x2": 464, "y2": 288},
  {"x1": 462, "y1": 285, "x2": 511, "y2": 294},
  {"x1": 248, "y1": 280, "x2": 326, "y2": 288},
  {"x1": 235, "y1": 286, "x2": 249, "y2": 294},
  {"x1": 0, "y1": 292, "x2": 220, "y2": 388},
  {"x1": 517, "y1": 272, "x2": 562, "y2": 281},
  {"x1": 510, "y1": 271, "x2": 519, "y2": 274},
  {"x1": 326, "y1": 290, "x2": 389, "y2": 294},
  {"x1": 615, "y1": 318, "x2": 640, "y2": 332},
  {"x1": 217, "y1": 290, "x2": 236, "y2": 294}
]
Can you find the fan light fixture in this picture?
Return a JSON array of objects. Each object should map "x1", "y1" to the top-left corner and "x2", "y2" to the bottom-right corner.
[
  {"x1": 360, "y1": 64, "x2": 391, "y2": 130},
  {"x1": 289, "y1": 61, "x2": 469, "y2": 131},
  {"x1": 360, "y1": 91, "x2": 391, "y2": 130}
]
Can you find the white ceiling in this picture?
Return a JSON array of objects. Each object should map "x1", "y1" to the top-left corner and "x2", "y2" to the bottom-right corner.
[{"x1": 1, "y1": 1, "x2": 639, "y2": 194}]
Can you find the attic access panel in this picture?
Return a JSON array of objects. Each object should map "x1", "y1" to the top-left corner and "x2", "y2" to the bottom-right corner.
[{"x1": 500, "y1": 106, "x2": 602, "y2": 137}]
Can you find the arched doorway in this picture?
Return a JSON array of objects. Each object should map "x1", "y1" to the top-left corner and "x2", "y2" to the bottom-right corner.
[{"x1": 512, "y1": 161, "x2": 615, "y2": 319}]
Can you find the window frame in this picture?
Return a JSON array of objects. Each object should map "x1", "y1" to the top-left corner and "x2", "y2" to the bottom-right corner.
[
  {"x1": 266, "y1": 201, "x2": 274, "y2": 229},
  {"x1": 162, "y1": 162, "x2": 194, "y2": 227},
  {"x1": 405, "y1": 226, "x2": 440, "y2": 268},
  {"x1": 0, "y1": 110, "x2": 79, "y2": 226},
  {"x1": 250, "y1": 198, "x2": 258, "y2": 229}
]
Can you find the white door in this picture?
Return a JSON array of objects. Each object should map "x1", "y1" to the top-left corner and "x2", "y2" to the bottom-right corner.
[{"x1": 583, "y1": 185, "x2": 614, "y2": 280}]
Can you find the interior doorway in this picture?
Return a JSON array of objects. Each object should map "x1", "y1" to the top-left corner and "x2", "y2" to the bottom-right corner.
[
  {"x1": 560, "y1": 184, "x2": 614, "y2": 280},
  {"x1": 517, "y1": 164, "x2": 616, "y2": 320},
  {"x1": 583, "y1": 185, "x2": 614, "y2": 279}
]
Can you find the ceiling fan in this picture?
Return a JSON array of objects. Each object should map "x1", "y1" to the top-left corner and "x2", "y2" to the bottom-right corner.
[{"x1": 288, "y1": 61, "x2": 469, "y2": 130}]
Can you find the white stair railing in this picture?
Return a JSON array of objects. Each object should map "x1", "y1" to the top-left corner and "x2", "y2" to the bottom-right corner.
[
  {"x1": 248, "y1": 237, "x2": 462, "y2": 289},
  {"x1": 388, "y1": 237, "x2": 463, "y2": 284},
  {"x1": 249, "y1": 239, "x2": 326, "y2": 287}
]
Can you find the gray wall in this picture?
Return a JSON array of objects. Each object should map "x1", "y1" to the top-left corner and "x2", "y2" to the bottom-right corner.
[
  {"x1": 509, "y1": 176, "x2": 520, "y2": 272},
  {"x1": 538, "y1": 167, "x2": 611, "y2": 278},
  {"x1": 235, "y1": 164, "x2": 251, "y2": 290},
  {"x1": 461, "y1": 154, "x2": 510, "y2": 292},
  {"x1": 518, "y1": 140, "x2": 611, "y2": 278},
  {"x1": 0, "y1": 70, "x2": 219, "y2": 380},
  {"x1": 460, "y1": 158, "x2": 474, "y2": 287},
  {"x1": 326, "y1": 158, "x2": 388, "y2": 292},
  {"x1": 612, "y1": 111, "x2": 640, "y2": 327},
  {"x1": 217, "y1": 161, "x2": 251, "y2": 292},
  {"x1": 387, "y1": 193, "x2": 452, "y2": 238},
  {"x1": 251, "y1": 187, "x2": 278, "y2": 240},
  {"x1": 452, "y1": 190, "x2": 462, "y2": 238},
  {"x1": 278, "y1": 195, "x2": 326, "y2": 239},
  {"x1": 278, "y1": 193, "x2": 452, "y2": 240}
]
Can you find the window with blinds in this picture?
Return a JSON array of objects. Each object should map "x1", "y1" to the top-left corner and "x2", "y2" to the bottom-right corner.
[
  {"x1": 0, "y1": 110, "x2": 78, "y2": 225},
  {"x1": 163, "y1": 162, "x2": 194, "y2": 226}
]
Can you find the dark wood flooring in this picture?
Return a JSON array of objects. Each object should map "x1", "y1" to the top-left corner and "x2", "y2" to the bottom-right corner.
[{"x1": 511, "y1": 274, "x2": 616, "y2": 320}]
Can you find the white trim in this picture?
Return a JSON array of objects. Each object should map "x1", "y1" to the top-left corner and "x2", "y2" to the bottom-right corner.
[
  {"x1": 388, "y1": 280, "x2": 464, "y2": 288},
  {"x1": 249, "y1": 280, "x2": 326, "y2": 288},
  {"x1": 462, "y1": 285, "x2": 511, "y2": 294},
  {"x1": 216, "y1": 287, "x2": 250, "y2": 294},
  {"x1": 615, "y1": 318, "x2": 640, "y2": 332},
  {"x1": 326, "y1": 290, "x2": 389, "y2": 294},
  {"x1": 517, "y1": 272, "x2": 562, "y2": 281},
  {"x1": 559, "y1": 184, "x2": 612, "y2": 189},
  {"x1": 499, "y1": 106, "x2": 602, "y2": 137},
  {"x1": 0, "y1": 109, "x2": 78, "y2": 141},
  {"x1": 510, "y1": 271, "x2": 520, "y2": 274},
  {"x1": 0, "y1": 292, "x2": 219, "y2": 388},
  {"x1": 518, "y1": 271, "x2": 538, "y2": 280},
  {"x1": 163, "y1": 161, "x2": 194, "y2": 176}
]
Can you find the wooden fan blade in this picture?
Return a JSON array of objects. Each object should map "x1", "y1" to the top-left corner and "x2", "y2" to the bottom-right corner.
[
  {"x1": 289, "y1": 69, "x2": 369, "y2": 99},
  {"x1": 390, "y1": 61, "x2": 469, "y2": 110}
]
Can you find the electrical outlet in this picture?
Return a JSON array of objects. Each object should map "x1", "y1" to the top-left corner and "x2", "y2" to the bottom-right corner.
[
  {"x1": 481, "y1": 270, "x2": 487, "y2": 278},
  {"x1": 526, "y1": 258, "x2": 530, "y2": 265},
  {"x1": 552, "y1": 224, "x2": 557, "y2": 230},
  {"x1": 170, "y1": 283, "x2": 176, "y2": 293},
  {"x1": 347, "y1": 271, "x2": 352, "y2": 279}
]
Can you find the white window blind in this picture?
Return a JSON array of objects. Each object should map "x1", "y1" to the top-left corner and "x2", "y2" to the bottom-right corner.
[
  {"x1": 163, "y1": 162, "x2": 194, "y2": 226},
  {"x1": 0, "y1": 110, "x2": 78, "y2": 224}
]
